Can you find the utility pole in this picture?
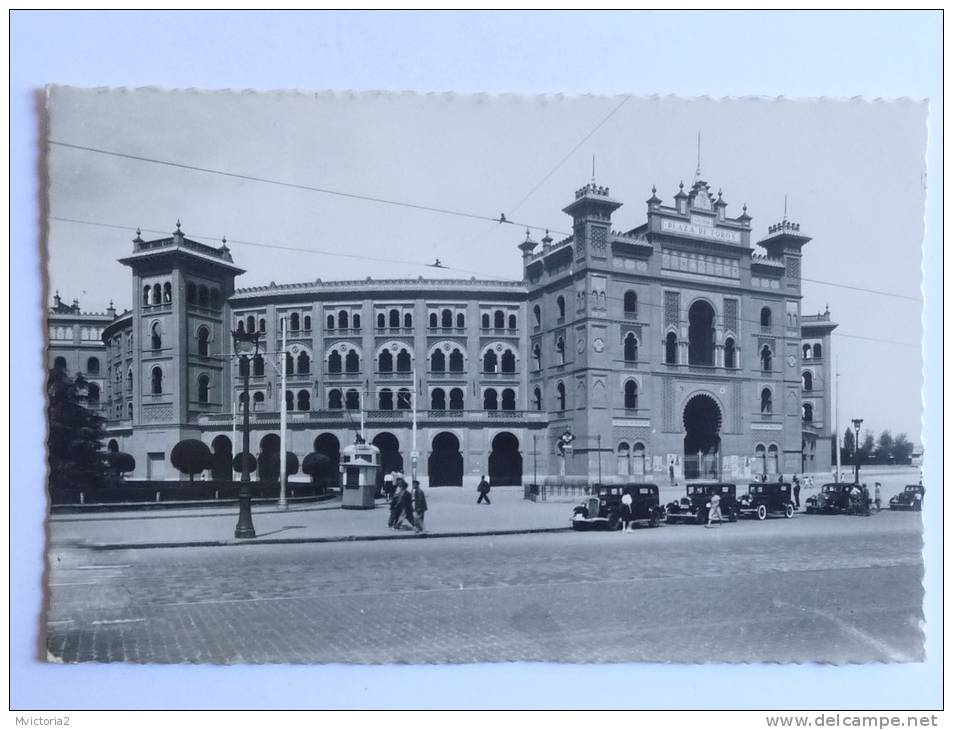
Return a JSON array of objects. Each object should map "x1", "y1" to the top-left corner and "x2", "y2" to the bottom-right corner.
[
  {"x1": 597, "y1": 434, "x2": 602, "y2": 486},
  {"x1": 533, "y1": 434, "x2": 538, "y2": 486},
  {"x1": 278, "y1": 316, "x2": 288, "y2": 510},
  {"x1": 834, "y1": 355, "x2": 842, "y2": 480},
  {"x1": 411, "y1": 364, "x2": 418, "y2": 484},
  {"x1": 851, "y1": 418, "x2": 864, "y2": 485}
]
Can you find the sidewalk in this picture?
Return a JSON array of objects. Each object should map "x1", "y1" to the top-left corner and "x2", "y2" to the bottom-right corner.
[{"x1": 48, "y1": 486, "x2": 573, "y2": 550}]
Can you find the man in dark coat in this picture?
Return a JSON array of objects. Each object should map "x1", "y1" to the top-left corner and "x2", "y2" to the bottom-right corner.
[
  {"x1": 400, "y1": 481, "x2": 415, "y2": 527},
  {"x1": 389, "y1": 481, "x2": 406, "y2": 529},
  {"x1": 412, "y1": 481, "x2": 428, "y2": 533},
  {"x1": 477, "y1": 475, "x2": 491, "y2": 505},
  {"x1": 792, "y1": 476, "x2": 801, "y2": 509}
]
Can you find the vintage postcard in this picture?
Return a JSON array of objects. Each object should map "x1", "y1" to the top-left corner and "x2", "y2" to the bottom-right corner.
[{"x1": 42, "y1": 88, "x2": 927, "y2": 664}]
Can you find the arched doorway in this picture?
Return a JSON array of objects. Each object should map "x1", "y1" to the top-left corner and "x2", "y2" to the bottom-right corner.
[
  {"x1": 489, "y1": 432, "x2": 522, "y2": 486},
  {"x1": 688, "y1": 300, "x2": 715, "y2": 366},
  {"x1": 372, "y1": 432, "x2": 403, "y2": 489},
  {"x1": 211, "y1": 435, "x2": 233, "y2": 480},
  {"x1": 428, "y1": 432, "x2": 463, "y2": 486},
  {"x1": 258, "y1": 433, "x2": 281, "y2": 481},
  {"x1": 313, "y1": 433, "x2": 341, "y2": 489},
  {"x1": 683, "y1": 393, "x2": 722, "y2": 480}
]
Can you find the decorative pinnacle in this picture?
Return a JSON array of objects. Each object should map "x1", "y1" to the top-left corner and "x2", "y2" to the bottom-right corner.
[
  {"x1": 175, "y1": 219, "x2": 181, "y2": 231},
  {"x1": 679, "y1": 180, "x2": 684, "y2": 190},
  {"x1": 222, "y1": 235, "x2": 228, "y2": 245},
  {"x1": 136, "y1": 227, "x2": 141, "y2": 236},
  {"x1": 652, "y1": 185, "x2": 657, "y2": 194}
]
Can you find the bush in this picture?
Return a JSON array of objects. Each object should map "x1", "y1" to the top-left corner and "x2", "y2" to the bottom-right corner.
[
  {"x1": 232, "y1": 452, "x2": 258, "y2": 475},
  {"x1": 106, "y1": 451, "x2": 136, "y2": 477},
  {"x1": 170, "y1": 439, "x2": 212, "y2": 482}
]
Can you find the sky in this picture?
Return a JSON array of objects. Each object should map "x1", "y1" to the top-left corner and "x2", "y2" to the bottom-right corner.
[{"x1": 45, "y1": 87, "x2": 927, "y2": 443}]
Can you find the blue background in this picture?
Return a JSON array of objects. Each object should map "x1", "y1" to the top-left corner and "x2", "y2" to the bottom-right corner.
[{"x1": 10, "y1": 10, "x2": 943, "y2": 710}]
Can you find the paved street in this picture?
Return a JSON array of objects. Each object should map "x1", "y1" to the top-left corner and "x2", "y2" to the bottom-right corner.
[{"x1": 46, "y1": 506, "x2": 924, "y2": 664}]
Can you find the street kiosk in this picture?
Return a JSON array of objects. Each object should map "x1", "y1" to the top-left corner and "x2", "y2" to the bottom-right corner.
[{"x1": 340, "y1": 439, "x2": 380, "y2": 509}]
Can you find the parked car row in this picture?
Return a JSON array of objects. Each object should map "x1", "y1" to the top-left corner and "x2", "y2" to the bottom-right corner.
[{"x1": 570, "y1": 481, "x2": 922, "y2": 531}]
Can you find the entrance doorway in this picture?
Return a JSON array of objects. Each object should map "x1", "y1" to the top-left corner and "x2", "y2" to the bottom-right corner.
[
  {"x1": 211, "y1": 435, "x2": 233, "y2": 480},
  {"x1": 313, "y1": 433, "x2": 341, "y2": 488},
  {"x1": 683, "y1": 393, "x2": 722, "y2": 479},
  {"x1": 372, "y1": 432, "x2": 404, "y2": 487},
  {"x1": 428, "y1": 432, "x2": 463, "y2": 486},
  {"x1": 489, "y1": 431, "x2": 522, "y2": 486}
]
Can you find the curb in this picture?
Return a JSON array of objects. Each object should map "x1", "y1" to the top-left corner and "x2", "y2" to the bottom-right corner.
[{"x1": 87, "y1": 526, "x2": 571, "y2": 551}]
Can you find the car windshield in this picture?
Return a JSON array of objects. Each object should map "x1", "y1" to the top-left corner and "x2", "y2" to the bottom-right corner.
[
  {"x1": 905, "y1": 486, "x2": 921, "y2": 493},
  {"x1": 822, "y1": 484, "x2": 842, "y2": 493},
  {"x1": 749, "y1": 485, "x2": 762, "y2": 494}
]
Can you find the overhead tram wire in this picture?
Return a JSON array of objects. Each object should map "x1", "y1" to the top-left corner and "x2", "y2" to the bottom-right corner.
[{"x1": 48, "y1": 141, "x2": 920, "y2": 303}]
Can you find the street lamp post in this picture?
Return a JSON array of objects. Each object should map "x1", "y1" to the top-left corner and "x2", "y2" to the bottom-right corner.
[
  {"x1": 851, "y1": 417, "x2": 863, "y2": 485},
  {"x1": 233, "y1": 329, "x2": 260, "y2": 539}
]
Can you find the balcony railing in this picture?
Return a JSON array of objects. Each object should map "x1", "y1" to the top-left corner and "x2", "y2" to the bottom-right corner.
[{"x1": 197, "y1": 409, "x2": 547, "y2": 426}]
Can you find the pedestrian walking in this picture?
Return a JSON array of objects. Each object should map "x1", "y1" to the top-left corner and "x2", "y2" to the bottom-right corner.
[
  {"x1": 477, "y1": 475, "x2": 491, "y2": 505},
  {"x1": 706, "y1": 492, "x2": 722, "y2": 527},
  {"x1": 400, "y1": 481, "x2": 415, "y2": 526},
  {"x1": 388, "y1": 481, "x2": 406, "y2": 529},
  {"x1": 412, "y1": 480, "x2": 428, "y2": 533},
  {"x1": 792, "y1": 476, "x2": 801, "y2": 510},
  {"x1": 874, "y1": 482, "x2": 882, "y2": 512},
  {"x1": 620, "y1": 490, "x2": 633, "y2": 533}
]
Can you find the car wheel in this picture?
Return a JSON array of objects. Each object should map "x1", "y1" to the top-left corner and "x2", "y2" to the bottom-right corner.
[
  {"x1": 756, "y1": 504, "x2": 767, "y2": 521},
  {"x1": 727, "y1": 506, "x2": 738, "y2": 523},
  {"x1": 696, "y1": 509, "x2": 708, "y2": 526},
  {"x1": 607, "y1": 512, "x2": 621, "y2": 531},
  {"x1": 915, "y1": 501, "x2": 922, "y2": 512},
  {"x1": 784, "y1": 503, "x2": 795, "y2": 519}
]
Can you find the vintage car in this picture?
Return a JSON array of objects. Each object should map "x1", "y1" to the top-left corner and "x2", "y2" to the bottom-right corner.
[
  {"x1": 665, "y1": 483, "x2": 738, "y2": 524},
  {"x1": 804, "y1": 482, "x2": 871, "y2": 515},
  {"x1": 571, "y1": 483, "x2": 663, "y2": 531},
  {"x1": 888, "y1": 484, "x2": 925, "y2": 511},
  {"x1": 738, "y1": 482, "x2": 796, "y2": 520}
]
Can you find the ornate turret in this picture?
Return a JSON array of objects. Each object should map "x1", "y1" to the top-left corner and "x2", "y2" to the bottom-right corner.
[
  {"x1": 562, "y1": 181, "x2": 622, "y2": 263},
  {"x1": 646, "y1": 184, "x2": 661, "y2": 211},
  {"x1": 518, "y1": 229, "x2": 538, "y2": 262}
]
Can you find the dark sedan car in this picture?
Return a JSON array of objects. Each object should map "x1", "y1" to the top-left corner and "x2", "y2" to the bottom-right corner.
[
  {"x1": 889, "y1": 484, "x2": 925, "y2": 511},
  {"x1": 738, "y1": 482, "x2": 796, "y2": 520},
  {"x1": 665, "y1": 483, "x2": 738, "y2": 524},
  {"x1": 571, "y1": 483, "x2": 663, "y2": 531},
  {"x1": 804, "y1": 482, "x2": 871, "y2": 515}
]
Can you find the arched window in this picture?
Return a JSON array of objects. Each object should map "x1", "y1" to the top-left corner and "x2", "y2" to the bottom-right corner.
[
  {"x1": 151, "y1": 366, "x2": 163, "y2": 395},
  {"x1": 257, "y1": 316, "x2": 265, "y2": 333},
  {"x1": 127, "y1": 368, "x2": 133, "y2": 390},
  {"x1": 617, "y1": 443, "x2": 630, "y2": 476},
  {"x1": 501, "y1": 388, "x2": 516, "y2": 411},
  {"x1": 813, "y1": 343, "x2": 823, "y2": 359},
  {"x1": 483, "y1": 388, "x2": 498, "y2": 411},
  {"x1": 449, "y1": 349, "x2": 464, "y2": 372},
  {"x1": 242, "y1": 315, "x2": 253, "y2": 334},
  {"x1": 431, "y1": 349, "x2": 446, "y2": 372},
  {"x1": 353, "y1": 314, "x2": 361, "y2": 330},
  {"x1": 761, "y1": 388, "x2": 773, "y2": 413},
  {"x1": 624, "y1": 333, "x2": 638, "y2": 362},
  {"x1": 162, "y1": 282, "x2": 172, "y2": 303},
  {"x1": 532, "y1": 342, "x2": 541, "y2": 370},
  {"x1": 441, "y1": 309, "x2": 453, "y2": 328},
  {"x1": 87, "y1": 382, "x2": 100, "y2": 405},
  {"x1": 760, "y1": 307, "x2": 772, "y2": 328},
  {"x1": 198, "y1": 286, "x2": 208, "y2": 307},
  {"x1": 327, "y1": 314, "x2": 336, "y2": 330},
  {"x1": 197, "y1": 327, "x2": 210, "y2": 357},
  {"x1": 143, "y1": 285, "x2": 151, "y2": 306},
  {"x1": 481, "y1": 313, "x2": 490, "y2": 329},
  {"x1": 556, "y1": 382, "x2": 566, "y2": 411},
  {"x1": 533, "y1": 386, "x2": 542, "y2": 411},
  {"x1": 290, "y1": 312, "x2": 300, "y2": 331},
  {"x1": 802, "y1": 371, "x2": 813, "y2": 391},
  {"x1": 449, "y1": 388, "x2": 464, "y2": 410},
  {"x1": 633, "y1": 442, "x2": 646, "y2": 476},
  {"x1": 151, "y1": 322, "x2": 162, "y2": 350},
  {"x1": 379, "y1": 388, "x2": 394, "y2": 410},
  {"x1": 239, "y1": 357, "x2": 250, "y2": 377},
  {"x1": 456, "y1": 312, "x2": 465, "y2": 328},
  {"x1": 483, "y1": 350, "x2": 498, "y2": 373},
  {"x1": 493, "y1": 310, "x2": 505, "y2": 329},
  {"x1": 755, "y1": 444, "x2": 767, "y2": 475},
  {"x1": 236, "y1": 319, "x2": 245, "y2": 336},
  {"x1": 339, "y1": 311, "x2": 350, "y2": 330},
  {"x1": 150, "y1": 284, "x2": 160, "y2": 305},
  {"x1": 253, "y1": 354, "x2": 264, "y2": 377},
  {"x1": 802, "y1": 403, "x2": 814, "y2": 423},
  {"x1": 239, "y1": 392, "x2": 249, "y2": 405},
  {"x1": 802, "y1": 344, "x2": 812, "y2": 360},
  {"x1": 431, "y1": 388, "x2": 446, "y2": 410},
  {"x1": 389, "y1": 309, "x2": 400, "y2": 328},
  {"x1": 402, "y1": 312, "x2": 410, "y2": 328},
  {"x1": 429, "y1": 313, "x2": 438, "y2": 328},
  {"x1": 533, "y1": 305, "x2": 541, "y2": 327},
  {"x1": 285, "y1": 390, "x2": 295, "y2": 412},
  {"x1": 556, "y1": 296, "x2": 566, "y2": 320},
  {"x1": 760, "y1": 345, "x2": 773, "y2": 372},
  {"x1": 253, "y1": 391, "x2": 265, "y2": 409},
  {"x1": 127, "y1": 402, "x2": 134, "y2": 419},
  {"x1": 297, "y1": 390, "x2": 311, "y2": 411},
  {"x1": 285, "y1": 352, "x2": 294, "y2": 377},
  {"x1": 724, "y1": 337, "x2": 736, "y2": 369},
  {"x1": 379, "y1": 349, "x2": 393, "y2": 372},
  {"x1": 767, "y1": 444, "x2": 779, "y2": 474},
  {"x1": 345, "y1": 349, "x2": 360, "y2": 373},
  {"x1": 397, "y1": 388, "x2": 412, "y2": 410},
  {"x1": 556, "y1": 337, "x2": 565, "y2": 365},
  {"x1": 86, "y1": 356, "x2": 100, "y2": 375},
  {"x1": 501, "y1": 349, "x2": 516, "y2": 373},
  {"x1": 187, "y1": 283, "x2": 197, "y2": 304},
  {"x1": 508, "y1": 314, "x2": 517, "y2": 330},
  {"x1": 297, "y1": 352, "x2": 310, "y2": 375},
  {"x1": 688, "y1": 300, "x2": 715, "y2": 365},
  {"x1": 210, "y1": 289, "x2": 220, "y2": 309},
  {"x1": 623, "y1": 290, "x2": 637, "y2": 316},
  {"x1": 304, "y1": 315, "x2": 312, "y2": 331},
  {"x1": 396, "y1": 349, "x2": 411, "y2": 372},
  {"x1": 624, "y1": 380, "x2": 638, "y2": 410},
  {"x1": 328, "y1": 350, "x2": 342, "y2": 373},
  {"x1": 328, "y1": 389, "x2": 343, "y2": 409},
  {"x1": 198, "y1": 374, "x2": 210, "y2": 404},
  {"x1": 345, "y1": 389, "x2": 360, "y2": 410}
]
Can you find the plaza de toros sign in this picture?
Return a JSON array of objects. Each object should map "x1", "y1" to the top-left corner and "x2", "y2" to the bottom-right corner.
[{"x1": 660, "y1": 218, "x2": 742, "y2": 244}]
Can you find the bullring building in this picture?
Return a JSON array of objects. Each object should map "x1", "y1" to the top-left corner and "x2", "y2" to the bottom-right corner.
[{"x1": 51, "y1": 175, "x2": 838, "y2": 487}]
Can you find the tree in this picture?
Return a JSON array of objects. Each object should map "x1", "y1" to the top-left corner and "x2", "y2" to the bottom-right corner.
[
  {"x1": 232, "y1": 452, "x2": 258, "y2": 475},
  {"x1": 892, "y1": 433, "x2": 914, "y2": 463},
  {"x1": 170, "y1": 439, "x2": 212, "y2": 483},
  {"x1": 260, "y1": 451, "x2": 300, "y2": 482},
  {"x1": 860, "y1": 431, "x2": 876, "y2": 459},
  {"x1": 47, "y1": 366, "x2": 107, "y2": 492},
  {"x1": 876, "y1": 430, "x2": 895, "y2": 462},
  {"x1": 841, "y1": 427, "x2": 855, "y2": 464},
  {"x1": 106, "y1": 452, "x2": 136, "y2": 478},
  {"x1": 302, "y1": 452, "x2": 331, "y2": 483}
]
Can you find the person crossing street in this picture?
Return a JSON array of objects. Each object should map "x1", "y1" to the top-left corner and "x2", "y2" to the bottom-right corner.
[{"x1": 477, "y1": 475, "x2": 491, "y2": 505}]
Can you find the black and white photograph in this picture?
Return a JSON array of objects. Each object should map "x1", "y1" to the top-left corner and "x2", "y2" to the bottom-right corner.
[{"x1": 41, "y1": 86, "x2": 928, "y2": 666}]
